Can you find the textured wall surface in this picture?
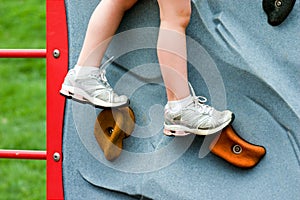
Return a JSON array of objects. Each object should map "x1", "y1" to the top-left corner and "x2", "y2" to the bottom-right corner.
[{"x1": 63, "y1": 0, "x2": 300, "y2": 199}]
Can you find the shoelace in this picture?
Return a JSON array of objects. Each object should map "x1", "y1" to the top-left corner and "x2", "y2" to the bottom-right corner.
[
  {"x1": 97, "y1": 56, "x2": 115, "y2": 88},
  {"x1": 188, "y1": 82, "x2": 213, "y2": 115}
]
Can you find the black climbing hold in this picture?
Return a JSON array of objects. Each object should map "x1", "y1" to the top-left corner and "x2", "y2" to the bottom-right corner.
[{"x1": 263, "y1": 0, "x2": 296, "y2": 26}]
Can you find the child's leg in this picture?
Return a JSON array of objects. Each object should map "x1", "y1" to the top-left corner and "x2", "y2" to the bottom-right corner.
[
  {"x1": 157, "y1": 0, "x2": 233, "y2": 136},
  {"x1": 60, "y1": 0, "x2": 137, "y2": 107},
  {"x1": 157, "y1": 0, "x2": 191, "y2": 101},
  {"x1": 77, "y1": 0, "x2": 138, "y2": 67}
]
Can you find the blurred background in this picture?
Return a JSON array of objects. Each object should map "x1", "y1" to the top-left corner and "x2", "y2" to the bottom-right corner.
[{"x1": 0, "y1": 0, "x2": 46, "y2": 199}]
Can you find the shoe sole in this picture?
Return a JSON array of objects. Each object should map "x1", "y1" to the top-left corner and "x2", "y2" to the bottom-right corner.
[
  {"x1": 164, "y1": 113, "x2": 235, "y2": 136},
  {"x1": 164, "y1": 129, "x2": 191, "y2": 137},
  {"x1": 60, "y1": 85, "x2": 129, "y2": 108}
]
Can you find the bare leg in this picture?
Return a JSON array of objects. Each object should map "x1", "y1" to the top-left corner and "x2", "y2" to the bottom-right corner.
[
  {"x1": 157, "y1": 0, "x2": 191, "y2": 101},
  {"x1": 77, "y1": 0, "x2": 138, "y2": 67},
  {"x1": 60, "y1": 0, "x2": 137, "y2": 107},
  {"x1": 157, "y1": 0, "x2": 233, "y2": 136}
]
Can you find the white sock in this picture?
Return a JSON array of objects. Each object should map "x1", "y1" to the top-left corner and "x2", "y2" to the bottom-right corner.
[
  {"x1": 74, "y1": 65, "x2": 99, "y2": 76},
  {"x1": 166, "y1": 95, "x2": 193, "y2": 113}
]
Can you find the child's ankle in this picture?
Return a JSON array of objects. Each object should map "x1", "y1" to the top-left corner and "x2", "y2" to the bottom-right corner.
[
  {"x1": 74, "y1": 65, "x2": 99, "y2": 76},
  {"x1": 166, "y1": 95, "x2": 192, "y2": 113}
]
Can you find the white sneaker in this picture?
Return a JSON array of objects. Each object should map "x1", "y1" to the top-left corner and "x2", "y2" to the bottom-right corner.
[
  {"x1": 164, "y1": 84, "x2": 233, "y2": 136},
  {"x1": 60, "y1": 58, "x2": 129, "y2": 108}
]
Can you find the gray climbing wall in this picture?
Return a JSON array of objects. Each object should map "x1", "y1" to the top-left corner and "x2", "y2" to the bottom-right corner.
[{"x1": 62, "y1": 0, "x2": 300, "y2": 199}]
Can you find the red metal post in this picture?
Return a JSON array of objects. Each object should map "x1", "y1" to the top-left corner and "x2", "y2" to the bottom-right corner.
[
  {"x1": 0, "y1": 49, "x2": 46, "y2": 58},
  {"x1": 46, "y1": 0, "x2": 68, "y2": 199},
  {"x1": 0, "y1": 150, "x2": 46, "y2": 160}
]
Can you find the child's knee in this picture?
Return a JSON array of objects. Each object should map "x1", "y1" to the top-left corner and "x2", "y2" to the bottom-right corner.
[
  {"x1": 112, "y1": 0, "x2": 138, "y2": 11},
  {"x1": 176, "y1": 8, "x2": 191, "y2": 28},
  {"x1": 158, "y1": 1, "x2": 191, "y2": 29}
]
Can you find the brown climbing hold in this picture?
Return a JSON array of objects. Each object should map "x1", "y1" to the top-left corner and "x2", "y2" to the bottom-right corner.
[
  {"x1": 210, "y1": 126, "x2": 266, "y2": 168},
  {"x1": 94, "y1": 107, "x2": 135, "y2": 161}
]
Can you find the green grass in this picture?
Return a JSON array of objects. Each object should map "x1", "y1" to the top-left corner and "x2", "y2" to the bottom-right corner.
[{"x1": 0, "y1": 1, "x2": 46, "y2": 200}]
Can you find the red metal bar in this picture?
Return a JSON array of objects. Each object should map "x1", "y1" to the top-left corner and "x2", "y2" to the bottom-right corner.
[
  {"x1": 0, "y1": 49, "x2": 46, "y2": 58},
  {"x1": 46, "y1": 0, "x2": 68, "y2": 199},
  {"x1": 0, "y1": 150, "x2": 46, "y2": 160}
]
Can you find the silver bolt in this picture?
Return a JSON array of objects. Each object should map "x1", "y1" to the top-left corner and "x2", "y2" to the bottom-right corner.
[
  {"x1": 232, "y1": 145, "x2": 242, "y2": 154},
  {"x1": 53, "y1": 152, "x2": 61, "y2": 162},
  {"x1": 53, "y1": 49, "x2": 60, "y2": 58},
  {"x1": 275, "y1": 0, "x2": 282, "y2": 7},
  {"x1": 108, "y1": 127, "x2": 114, "y2": 135}
]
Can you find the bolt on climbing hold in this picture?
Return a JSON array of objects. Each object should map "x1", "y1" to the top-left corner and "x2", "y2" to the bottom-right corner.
[
  {"x1": 275, "y1": 0, "x2": 282, "y2": 7},
  {"x1": 232, "y1": 144, "x2": 242, "y2": 154}
]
